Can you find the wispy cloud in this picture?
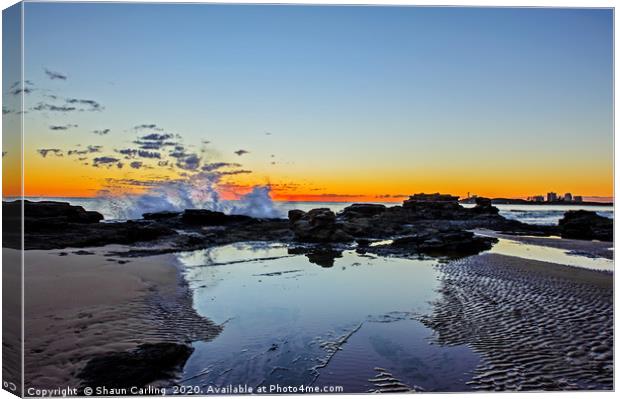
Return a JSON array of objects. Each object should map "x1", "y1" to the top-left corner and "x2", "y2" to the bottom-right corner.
[
  {"x1": 175, "y1": 153, "x2": 201, "y2": 170},
  {"x1": 234, "y1": 149, "x2": 249, "y2": 156},
  {"x1": 133, "y1": 123, "x2": 163, "y2": 131},
  {"x1": 32, "y1": 103, "x2": 76, "y2": 112},
  {"x1": 65, "y1": 98, "x2": 103, "y2": 111},
  {"x1": 37, "y1": 148, "x2": 63, "y2": 158},
  {"x1": 93, "y1": 128, "x2": 111, "y2": 135},
  {"x1": 49, "y1": 124, "x2": 78, "y2": 131},
  {"x1": 44, "y1": 68, "x2": 67, "y2": 80},
  {"x1": 201, "y1": 162, "x2": 242, "y2": 172},
  {"x1": 92, "y1": 156, "x2": 120, "y2": 167}
]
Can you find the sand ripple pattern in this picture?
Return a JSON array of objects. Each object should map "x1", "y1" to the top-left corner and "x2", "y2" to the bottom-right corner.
[{"x1": 419, "y1": 253, "x2": 613, "y2": 391}]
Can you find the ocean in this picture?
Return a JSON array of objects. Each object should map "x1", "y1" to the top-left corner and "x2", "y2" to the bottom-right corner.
[{"x1": 21, "y1": 197, "x2": 614, "y2": 226}]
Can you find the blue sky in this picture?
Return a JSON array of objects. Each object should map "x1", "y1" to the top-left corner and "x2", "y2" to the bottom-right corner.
[{"x1": 11, "y1": 3, "x2": 614, "y2": 198}]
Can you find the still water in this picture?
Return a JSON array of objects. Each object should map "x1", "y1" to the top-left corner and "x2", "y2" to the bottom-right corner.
[{"x1": 175, "y1": 243, "x2": 479, "y2": 393}]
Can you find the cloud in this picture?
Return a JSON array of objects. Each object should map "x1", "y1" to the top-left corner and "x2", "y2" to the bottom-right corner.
[
  {"x1": 116, "y1": 148, "x2": 161, "y2": 159},
  {"x1": 88, "y1": 145, "x2": 102, "y2": 153},
  {"x1": 138, "y1": 150, "x2": 161, "y2": 159},
  {"x1": 12, "y1": 87, "x2": 34, "y2": 96},
  {"x1": 201, "y1": 162, "x2": 242, "y2": 172},
  {"x1": 32, "y1": 103, "x2": 76, "y2": 112},
  {"x1": 37, "y1": 148, "x2": 63, "y2": 158},
  {"x1": 93, "y1": 128, "x2": 111, "y2": 135},
  {"x1": 175, "y1": 153, "x2": 201, "y2": 170},
  {"x1": 133, "y1": 133, "x2": 176, "y2": 150},
  {"x1": 133, "y1": 124, "x2": 164, "y2": 131},
  {"x1": 375, "y1": 194, "x2": 409, "y2": 199},
  {"x1": 117, "y1": 148, "x2": 137, "y2": 158},
  {"x1": 49, "y1": 124, "x2": 78, "y2": 131},
  {"x1": 216, "y1": 169, "x2": 252, "y2": 176},
  {"x1": 130, "y1": 161, "x2": 143, "y2": 169},
  {"x1": 65, "y1": 98, "x2": 103, "y2": 111},
  {"x1": 92, "y1": 156, "x2": 120, "y2": 167},
  {"x1": 44, "y1": 68, "x2": 67, "y2": 80},
  {"x1": 234, "y1": 149, "x2": 249, "y2": 156},
  {"x1": 2, "y1": 107, "x2": 12, "y2": 115}
]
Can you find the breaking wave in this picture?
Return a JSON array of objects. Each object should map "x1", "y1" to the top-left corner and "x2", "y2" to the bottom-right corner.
[{"x1": 95, "y1": 173, "x2": 284, "y2": 220}]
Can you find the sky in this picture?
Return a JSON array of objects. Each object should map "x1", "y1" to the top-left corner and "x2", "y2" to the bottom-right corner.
[{"x1": 3, "y1": 3, "x2": 614, "y2": 202}]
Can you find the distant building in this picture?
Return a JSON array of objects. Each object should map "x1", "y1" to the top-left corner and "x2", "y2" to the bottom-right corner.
[
  {"x1": 574, "y1": 196, "x2": 583, "y2": 203},
  {"x1": 547, "y1": 192, "x2": 558, "y2": 202},
  {"x1": 530, "y1": 195, "x2": 545, "y2": 202},
  {"x1": 563, "y1": 193, "x2": 573, "y2": 202}
]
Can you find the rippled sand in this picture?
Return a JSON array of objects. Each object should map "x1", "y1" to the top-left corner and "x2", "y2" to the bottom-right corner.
[
  {"x1": 23, "y1": 247, "x2": 221, "y2": 389},
  {"x1": 420, "y1": 253, "x2": 613, "y2": 391}
]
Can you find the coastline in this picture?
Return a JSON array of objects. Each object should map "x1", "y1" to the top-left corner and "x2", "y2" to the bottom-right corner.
[
  {"x1": 422, "y1": 252, "x2": 612, "y2": 390},
  {"x1": 22, "y1": 246, "x2": 221, "y2": 390}
]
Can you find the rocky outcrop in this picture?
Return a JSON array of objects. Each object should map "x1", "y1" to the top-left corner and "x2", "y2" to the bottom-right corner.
[
  {"x1": 3, "y1": 200, "x2": 103, "y2": 231},
  {"x1": 289, "y1": 208, "x2": 353, "y2": 243},
  {"x1": 388, "y1": 229, "x2": 497, "y2": 256},
  {"x1": 471, "y1": 197, "x2": 500, "y2": 215},
  {"x1": 402, "y1": 193, "x2": 463, "y2": 218},
  {"x1": 143, "y1": 211, "x2": 181, "y2": 220},
  {"x1": 77, "y1": 342, "x2": 193, "y2": 391},
  {"x1": 559, "y1": 210, "x2": 612, "y2": 242},
  {"x1": 341, "y1": 203, "x2": 387, "y2": 218},
  {"x1": 181, "y1": 209, "x2": 253, "y2": 225},
  {"x1": 3, "y1": 200, "x2": 176, "y2": 250}
]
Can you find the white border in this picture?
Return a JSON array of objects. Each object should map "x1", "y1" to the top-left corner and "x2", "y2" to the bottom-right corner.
[{"x1": 0, "y1": 1, "x2": 616, "y2": 399}]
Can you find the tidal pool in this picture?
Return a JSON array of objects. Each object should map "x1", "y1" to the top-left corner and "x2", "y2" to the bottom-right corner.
[{"x1": 175, "y1": 243, "x2": 479, "y2": 393}]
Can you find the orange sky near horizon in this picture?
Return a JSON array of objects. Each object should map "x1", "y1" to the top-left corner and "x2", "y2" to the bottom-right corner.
[{"x1": 4, "y1": 149, "x2": 612, "y2": 202}]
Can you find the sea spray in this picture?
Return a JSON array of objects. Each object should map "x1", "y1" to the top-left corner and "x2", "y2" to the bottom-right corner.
[{"x1": 96, "y1": 172, "x2": 284, "y2": 220}]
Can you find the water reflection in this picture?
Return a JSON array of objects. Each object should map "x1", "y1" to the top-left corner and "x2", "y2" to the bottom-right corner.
[
  {"x1": 489, "y1": 239, "x2": 614, "y2": 272},
  {"x1": 176, "y1": 243, "x2": 479, "y2": 392}
]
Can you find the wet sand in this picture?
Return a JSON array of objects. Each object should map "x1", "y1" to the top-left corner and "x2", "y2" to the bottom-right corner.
[
  {"x1": 22, "y1": 247, "x2": 221, "y2": 390},
  {"x1": 475, "y1": 229, "x2": 613, "y2": 259},
  {"x1": 420, "y1": 252, "x2": 613, "y2": 390}
]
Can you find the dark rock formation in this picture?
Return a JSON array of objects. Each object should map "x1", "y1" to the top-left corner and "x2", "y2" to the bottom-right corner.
[
  {"x1": 181, "y1": 209, "x2": 253, "y2": 225},
  {"x1": 471, "y1": 197, "x2": 500, "y2": 215},
  {"x1": 402, "y1": 193, "x2": 463, "y2": 219},
  {"x1": 341, "y1": 203, "x2": 387, "y2": 218},
  {"x1": 559, "y1": 210, "x2": 612, "y2": 242},
  {"x1": 388, "y1": 229, "x2": 497, "y2": 257},
  {"x1": 3, "y1": 200, "x2": 176, "y2": 250},
  {"x1": 289, "y1": 208, "x2": 353, "y2": 243},
  {"x1": 77, "y1": 342, "x2": 193, "y2": 391},
  {"x1": 143, "y1": 211, "x2": 181, "y2": 220},
  {"x1": 3, "y1": 200, "x2": 103, "y2": 230}
]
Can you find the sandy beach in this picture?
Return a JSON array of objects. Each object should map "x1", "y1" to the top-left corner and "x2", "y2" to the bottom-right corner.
[
  {"x1": 22, "y1": 246, "x2": 221, "y2": 390},
  {"x1": 15, "y1": 231, "x2": 613, "y2": 392},
  {"x1": 421, "y1": 252, "x2": 612, "y2": 390}
]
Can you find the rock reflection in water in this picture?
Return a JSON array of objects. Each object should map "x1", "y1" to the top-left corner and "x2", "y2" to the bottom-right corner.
[{"x1": 176, "y1": 242, "x2": 480, "y2": 392}]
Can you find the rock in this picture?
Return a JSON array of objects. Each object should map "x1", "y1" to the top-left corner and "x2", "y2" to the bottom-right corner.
[
  {"x1": 401, "y1": 193, "x2": 466, "y2": 220},
  {"x1": 143, "y1": 211, "x2": 181, "y2": 220},
  {"x1": 403, "y1": 193, "x2": 460, "y2": 207},
  {"x1": 77, "y1": 342, "x2": 193, "y2": 390},
  {"x1": 289, "y1": 208, "x2": 353, "y2": 243},
  {"x1": 181, "y1": 209, "x2": 253, "y2": 225},
  {"x1": 3, "y1": 200, "x2": 103, "y2": 232},
  {"x1": 559, "y1": 210, "x2": 612, "y2": 241},
  {"x1": 288, "y1": 209, "x2": 306, "y2": 223},
  {"x1": 389, "y1": 228, "x2": 496, "y2": 256},
  {"x1": 341, "y1": 203, "x2": 386, "y2": 218},
  {"x1": 471, "y1": 197, "x2": 500, "y2": 215}
]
